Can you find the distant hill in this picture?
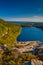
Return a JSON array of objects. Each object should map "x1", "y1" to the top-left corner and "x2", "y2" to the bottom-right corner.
[{"x1": 0, "y1": 19, "x2": 21, "y2": 45}]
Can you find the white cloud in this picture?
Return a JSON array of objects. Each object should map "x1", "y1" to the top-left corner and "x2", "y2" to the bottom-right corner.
[
  {"x1": 33, "y1": 16, "x2": 38, "y2": 18},
  {"x1": 3, "y1": 16, "x2": 43, "y2": 22}
]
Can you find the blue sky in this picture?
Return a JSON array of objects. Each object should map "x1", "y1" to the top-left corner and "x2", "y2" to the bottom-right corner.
[{"x1": 0, "y1": 0, "x2": 43, "y2": 22}]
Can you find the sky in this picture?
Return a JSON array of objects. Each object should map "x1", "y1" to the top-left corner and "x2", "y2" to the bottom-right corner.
[{"x1": 0, "y1": 0, "x2": 43, "y2": 22}]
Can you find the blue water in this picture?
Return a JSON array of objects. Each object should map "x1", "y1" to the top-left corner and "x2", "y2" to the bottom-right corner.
[{"x1": 17, "y1": 27, "x2": 43, "y2": 42}]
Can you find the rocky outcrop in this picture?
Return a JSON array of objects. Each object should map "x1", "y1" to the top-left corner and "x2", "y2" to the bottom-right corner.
[
  {"x1": 23, "y1": 59, "x2": 43, "y2": 65},
  {"x1": 15, "y1": 41, "x2": 43, "y2": 54},
  {"x1": 31, "y1": 59, "x2": 43, "y2": 65}
]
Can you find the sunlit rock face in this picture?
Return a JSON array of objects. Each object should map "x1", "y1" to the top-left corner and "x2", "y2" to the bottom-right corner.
[
  {"x1": 31, "y1": 59, "x2": 43, "y2": 65},
  {"x1": 23, "y1": 59, "x2": 43, "y2": 65},
  {"x1": 15, "y1": 41, "x2": 43, "y2": 54}
]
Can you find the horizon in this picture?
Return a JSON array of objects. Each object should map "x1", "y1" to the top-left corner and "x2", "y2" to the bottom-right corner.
[
  {"x1": 2, "y1": 17, "x2": 43, "y2": 22},
  {"x1": 1, "y1": 17, "x2": 43, "y2": 22}
]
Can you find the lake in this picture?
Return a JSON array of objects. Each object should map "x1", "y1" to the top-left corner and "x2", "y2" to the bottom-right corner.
[{"x1": 17, "y1": 27, "x2": 43, "y2": 42}]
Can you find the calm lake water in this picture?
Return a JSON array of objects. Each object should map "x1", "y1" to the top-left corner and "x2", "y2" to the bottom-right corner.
[
  {"x1": 14, "y1": 22, "x2": 43, "y2": 65},
  {"x1": 17, "y1": 27, "x2": 43, "y2": 42}
]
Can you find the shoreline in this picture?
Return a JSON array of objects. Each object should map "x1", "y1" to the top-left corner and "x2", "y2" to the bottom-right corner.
[{"x1": 16, "y1": 26, "x2": 22, "y2": 41}]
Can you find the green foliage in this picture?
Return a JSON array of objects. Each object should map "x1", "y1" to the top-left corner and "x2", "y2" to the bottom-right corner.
[
  {"x1": 38, "y1": 54, "x2": 43, "y2": 61},
  {"x1": 0, "y1": 19, "x2": 42, "y2": 65},
  {"x1": 0, "y1": 19, "x2": 21, "y2": 46}
]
